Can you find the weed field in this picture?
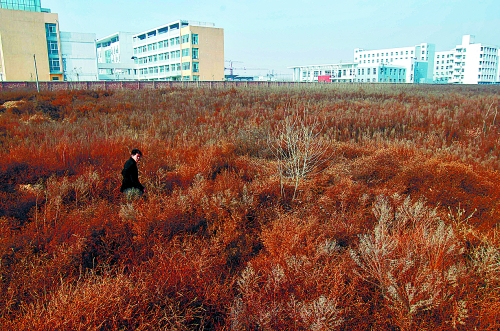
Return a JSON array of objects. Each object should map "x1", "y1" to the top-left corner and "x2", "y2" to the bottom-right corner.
[{"x1": 0, "y1": 84, "x2": 499, "y2": 330}]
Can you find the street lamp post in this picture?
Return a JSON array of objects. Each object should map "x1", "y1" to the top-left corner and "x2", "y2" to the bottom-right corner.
[{"x1": 33, "y1": 54, "x2": 40, "y2": 92}]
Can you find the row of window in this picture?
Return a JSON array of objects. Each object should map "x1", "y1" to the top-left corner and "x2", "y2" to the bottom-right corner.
[
  {"x1": 356, "y1": 78, "x2": 406, "y2": 83},
  {"x1": 480, "y1": 61, "x2": 496, "y2": 67},
  {"x1": 481, "y1": 46, "x2": 497, "y2": 54},
  {"x1": 134, "y1": 48, "x2": 199, "y2": 64},
  {"x1": 358, "y1": 68, "x2": 405, "y2": 75},
  {"x1": 436, "y1": 66, "x2": 453, "y2": 70},
  {"x1": 359, "y1": 57, "x2": 428, "y2": 64},
  {"x1": 479, "y1": 75, "x2": 496, "y2": 80},
  {"x1": 133, "y1": 34, "x2": 198, "y2": 55},
  {"x1": 358, "y1": 49, "x2": 416, "y2": 59},
  {"x1": 480, "y1": 54, "x2": 497, "y2": 60},
  {"x1": 436, "y1": 53, "x2": 453, "y2": 59},
  {"x1": 137, "y1": 62, "x2": 200, "y2": 75},
  {"x1": 436, "y1": 60, "x2": 454, "y2": 64}
]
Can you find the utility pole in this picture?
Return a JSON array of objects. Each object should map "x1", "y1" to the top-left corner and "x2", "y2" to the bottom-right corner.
[{"x1": 33, "y1": 54, "x2": 40, "y2": 92}]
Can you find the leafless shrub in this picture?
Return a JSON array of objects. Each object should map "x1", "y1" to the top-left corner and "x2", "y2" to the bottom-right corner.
[{"x1": 268, "y1": 108, "x2": 330, "y2": 200}]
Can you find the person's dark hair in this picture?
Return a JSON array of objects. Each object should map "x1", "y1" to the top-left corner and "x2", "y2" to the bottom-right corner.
[{"x1": 131, "y1": 149, "x2": 142, "y2": 156}]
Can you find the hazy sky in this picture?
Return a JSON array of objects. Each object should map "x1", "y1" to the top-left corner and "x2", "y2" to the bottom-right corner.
[{"x1": 42, "y1": 0, "x2": 499, "y2": 78}]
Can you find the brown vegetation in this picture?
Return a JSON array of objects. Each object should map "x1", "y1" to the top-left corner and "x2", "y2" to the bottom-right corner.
[{"x1": 0, "y1": 84, "x2": 499, "y2": 330}]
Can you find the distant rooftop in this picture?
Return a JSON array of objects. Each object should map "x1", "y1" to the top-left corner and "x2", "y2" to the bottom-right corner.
[{"x1": 133, "y1": 20, "x2": 216, "y2": 41}]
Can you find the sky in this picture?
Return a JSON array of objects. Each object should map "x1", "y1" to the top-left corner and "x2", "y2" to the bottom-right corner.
[{"x1": 42, "y1": 0, "x2": 500, "y2": 78}]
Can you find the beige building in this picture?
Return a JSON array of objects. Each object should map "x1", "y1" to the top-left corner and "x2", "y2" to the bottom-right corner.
[
  {"x1": 131, "y1": 20, "x2": 224, "y2": 81},
  {"x1": 0, "y1": 6, "x2": 63, "y2": 81}
]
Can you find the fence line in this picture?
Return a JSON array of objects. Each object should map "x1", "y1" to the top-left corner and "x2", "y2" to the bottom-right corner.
[
  {"x1": 1, "y1": 80, "x2": 497, "y2": 93},
  {"x1": 0, "y1": 80, "x2": 320, "y2": 92}
]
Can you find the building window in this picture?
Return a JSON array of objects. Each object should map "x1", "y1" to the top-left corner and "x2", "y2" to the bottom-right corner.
[
  {"x1": 182, "y1": 48, "x2": 189, "y2": 57},
  {"x1": 49, "y1": 58, "x2": 60, "y2": 72},
  {"x1": 47, "y1": 40, "x2": 59, "y2": 55},
  {"x1": 45, "y1": 23, "x2": 57, "y2": 38},
  {"x1": 193, "y1": 62, "x2": 199, "y2": 72},
  {"x1": 192, "y1": 34, "x2": 199, "y2": 45},
  {"x1": 192, "y1": 48, "x2": 199, "y2": 59},
  {"x1": 181, "y1": 34, "x2": 189, "y2": 43}
]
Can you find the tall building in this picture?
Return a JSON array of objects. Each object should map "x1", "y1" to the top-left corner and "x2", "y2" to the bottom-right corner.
[
  {"x1": 0, "y1": 1, "x2": 63, "y2": 81},
  {"x1": 131, "y1": 20, "x2": 224, "y2": 81},
  {"x1": 354, "y1": 42, "x2": 435, "y2": 83},
  {"x1": 446, "y1": 35, "x2": 498, "y2": 84}
]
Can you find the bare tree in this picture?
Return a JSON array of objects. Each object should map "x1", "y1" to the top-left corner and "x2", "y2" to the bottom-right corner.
[{"x1": 268, "y1": 109, "x2": 330, "y2": 200}]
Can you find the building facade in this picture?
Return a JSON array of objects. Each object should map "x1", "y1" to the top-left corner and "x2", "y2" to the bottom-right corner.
[
  {"x1": 433, "y1": 50, "x2": 454, "y2": 84},
  {"x1": 447, "y1": 35, "x2": 498, "y2": 84},
  {"x1": 289, "y1": 63, "x2": 357, "y2": 82},
  {"x1": 60, "y1": 32, "x2": 98, "y2": 81},
  {"x1": 96, "y1": 20, "x2": 224, "y2": 81},
  {"x1": 356, "y1": 64, "x2": 407, "y2": 83},
  {"x1": 354, "y1": 42, "x2": 435, "y2": 83},
  {"x1": 96, "y1": 32, "x2": 135, "y2": 80},
  {"x1": 0, "y1": 3, "x2": 63, "y2": 81},
  {"x1": 132, "y1": 20, "x2": 224, "y2": 81}
]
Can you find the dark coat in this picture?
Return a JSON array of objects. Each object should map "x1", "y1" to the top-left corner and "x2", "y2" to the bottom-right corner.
[{"x1": 120, "y1": 157, "x2": 144, "y2": 192}]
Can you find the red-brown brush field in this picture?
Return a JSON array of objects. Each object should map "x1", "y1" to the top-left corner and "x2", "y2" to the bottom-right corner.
[{"x1": 0, "y1": 84, "x2": 499, "y2": 330}]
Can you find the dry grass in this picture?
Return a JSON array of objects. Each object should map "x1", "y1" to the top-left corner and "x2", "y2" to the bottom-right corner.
[{"x1": 0, "y1": 85, "x2": 499, "y2": 330}]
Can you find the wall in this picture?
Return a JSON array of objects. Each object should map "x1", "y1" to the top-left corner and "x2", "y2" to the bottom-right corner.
[
  {"x1": 60, "y1": 31, "x2": 98, "y2": 81},
  {"x1": 186, "y1": 25, "x2": 224, "y2": 81},
  {"x1": 0, "y1": 8, "x2": 60, "y2": 81}
]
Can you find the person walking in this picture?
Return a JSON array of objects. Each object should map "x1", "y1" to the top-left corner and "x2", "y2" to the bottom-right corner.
[{"x1": 120, "y1": 148, "x2": 145, "y2": 199}]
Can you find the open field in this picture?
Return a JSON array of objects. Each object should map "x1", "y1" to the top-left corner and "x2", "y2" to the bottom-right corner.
[{"x1": 0, "y1": 84, "x2": 499, "y2": 330}]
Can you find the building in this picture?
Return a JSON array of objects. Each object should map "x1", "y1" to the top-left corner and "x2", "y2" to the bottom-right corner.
[
  {"x1": 447, "y1": 35, "x2": 498, "y2": 84},
  {"x1": 357, "y1": 63, "x2": 407, "y2": 83},
  {"x1": 61, "y1": 32, "x2": 98, "y2": 81},
  {"x1": 131, "y1": 20, "x2": 224, "y2": 81},
  {"x1": 96, "y1": 20, "x2": 224, "y2": 81},
  {"x1": 289, "y1": 63, "x2": 357, "y2": 82},
  {"x1": 433, "y1": 50, "x2": 454, "y2": 84},
  {"x1": 289, "y1": 42, "x2": 434, "y2": 84},
  {"x1": 0, "y1": 0, "x2": 42, "y2": 12},
  {"x1": 96, "y1": 32, "x2": 136, "y2": 80},
  {"x1": 354, "y1": 42, "x2": 435, "y2": 83},
  {"x1": 0, "y1": 0, "x2": 63, "y2": 81}
]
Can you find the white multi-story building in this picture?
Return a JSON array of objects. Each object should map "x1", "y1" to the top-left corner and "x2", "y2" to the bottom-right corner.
[
  {"x1": 289, "y1": 63, "x2": 357, "y2": 82},
  {"x1": 60, "y1": 31, "x2": 98, "y2": 81},
  {"x1": 357, "y1": 63, "x2": 406, "y2": 83},
  {"x1": 433, "y1": 50, "x2": 454, "y2": 84},
  {"x1": 354, "y1": 42, "x2": 435, "y2": 83},
  {"x1": 447, "y1": 35, "x2": 498, "y2": 84},
  {"x1": 96, "y1": 32, "x2": 135, "y2": 80}
]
